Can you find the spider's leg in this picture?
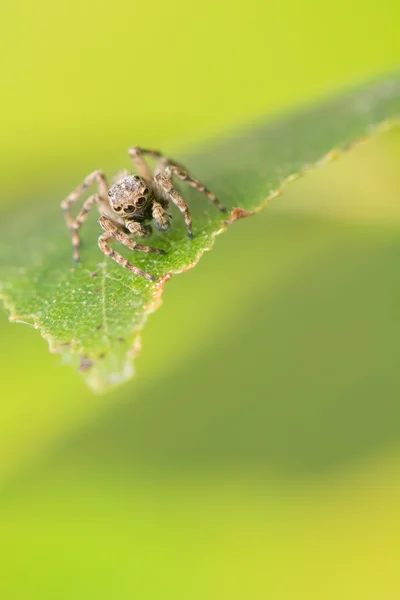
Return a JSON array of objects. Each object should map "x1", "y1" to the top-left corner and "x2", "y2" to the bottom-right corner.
[
  {"x1": 155, "y1": 173, "x2": 193, "y2": 239},
  {"x1": 61, "y1": 170, "x2": 108, "y2": 228},
  {"x1": 154, "y1": 157, "x2": 173, "y2": 179},
  {"x1": 164, "y1": 165, "x2": 227, "y2": 212},
  {"x1": 70, "y1": 194, "x2": 98, "y2": 263},
  {"x1": 128, "y1": 146, "x2": 162, "y2": 180},
  {"x1": 98, "y1": 216, "x2": 165, "y2": 255},
  {"x1": 98, "y1": 230, "x2": 158, "y2": 282},
  {"x1": 61, "y1": 170, "x2": 109, "y2": 262},
  {"x1": 151, "y1": 152, "x2": 226, "y2": 212}
]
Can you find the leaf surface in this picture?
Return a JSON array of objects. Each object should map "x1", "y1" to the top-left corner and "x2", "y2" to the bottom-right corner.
[{"x1": 1, "y1": 73, "x2": 400, "y2": 390}]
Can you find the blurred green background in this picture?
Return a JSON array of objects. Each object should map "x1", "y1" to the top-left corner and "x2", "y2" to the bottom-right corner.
[{"x1": 1, "y1": 0, "x2": 400, "y2": 597}]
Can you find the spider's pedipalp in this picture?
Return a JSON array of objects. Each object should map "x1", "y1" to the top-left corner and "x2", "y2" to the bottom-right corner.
[{"x1": 152, "y1": 201, "x2": 171, "y2": 232}]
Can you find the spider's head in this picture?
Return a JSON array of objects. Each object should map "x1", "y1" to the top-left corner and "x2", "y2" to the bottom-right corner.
[{"x1": 108, "y1": 175, "x2": 151, "y2": 218}]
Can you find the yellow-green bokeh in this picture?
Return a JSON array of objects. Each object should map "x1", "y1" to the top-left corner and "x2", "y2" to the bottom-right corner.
[
  {"x1": 1, "y1": 0, "x2": 400, "y2": 597},
  {"x1": 2, "y1": 0, "x2": 400, "y2": 200}
]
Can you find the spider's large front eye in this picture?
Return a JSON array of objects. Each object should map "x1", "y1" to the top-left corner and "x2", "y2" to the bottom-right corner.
[
  {"x1": 136, "y1": 196, "x2": 146, "y2": 206},
  {"x1": 125, "y1": 205, "x2": 134, "y2": 212}
]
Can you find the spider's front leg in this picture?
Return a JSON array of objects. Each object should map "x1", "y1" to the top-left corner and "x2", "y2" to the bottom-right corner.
[
  {"x1": 61, "y1": 170, "x2": 109, "y2": 263},
  {"x1": 98, "y1": 216, "x2": 165, "y2": 282}
]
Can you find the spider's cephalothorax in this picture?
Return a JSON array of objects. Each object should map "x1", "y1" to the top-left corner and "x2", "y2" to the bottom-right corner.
[
  {"x1": 61, "y1": 147, "x2": 227, "y2": 282},
  {"x1": 109, "y1": 175, "x2": 153, "y2": 220}
]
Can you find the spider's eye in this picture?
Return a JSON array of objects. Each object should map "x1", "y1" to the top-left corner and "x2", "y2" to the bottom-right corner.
[
  {"x1": 143, "y1": 187, "x2": 149, "y2": 195},
  {"x1": 114, "y1": 206, "x2": 122, "y2": 212},
  {"x1": 134, "y1": 175, "x2": 141, "y2": 181},
  {"x1": 108, "y1": 190, "x2": 112, "y2": 196},
  {"x1": 125, "y1": 205, "x2": 134, "y2": 212},
  {"x1": 136, "y1": 196, "x2": 146, "y2": 206}
]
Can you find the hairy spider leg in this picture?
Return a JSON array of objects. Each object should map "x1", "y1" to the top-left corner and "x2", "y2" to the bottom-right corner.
[
  {"x1": 61, "y1": 170, "x2": 109, "y2": 262},
  {"x1": 98, "y1": 216, "x2": 165, "y2": 282}
]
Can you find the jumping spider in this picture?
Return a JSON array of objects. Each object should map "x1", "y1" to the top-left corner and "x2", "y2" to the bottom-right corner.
[{"x1": 61, "y1": 147, "x2": 227, "y2": 282}]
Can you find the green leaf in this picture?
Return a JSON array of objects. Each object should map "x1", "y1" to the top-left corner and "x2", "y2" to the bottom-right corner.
[{"x1": 1, "y1": 72, "x2": 400, "y2": 391}]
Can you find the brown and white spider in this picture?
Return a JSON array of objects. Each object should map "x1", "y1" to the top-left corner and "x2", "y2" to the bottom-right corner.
[{"x1": 61, "y1": 146, "x2": 227, "y2": 282}]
